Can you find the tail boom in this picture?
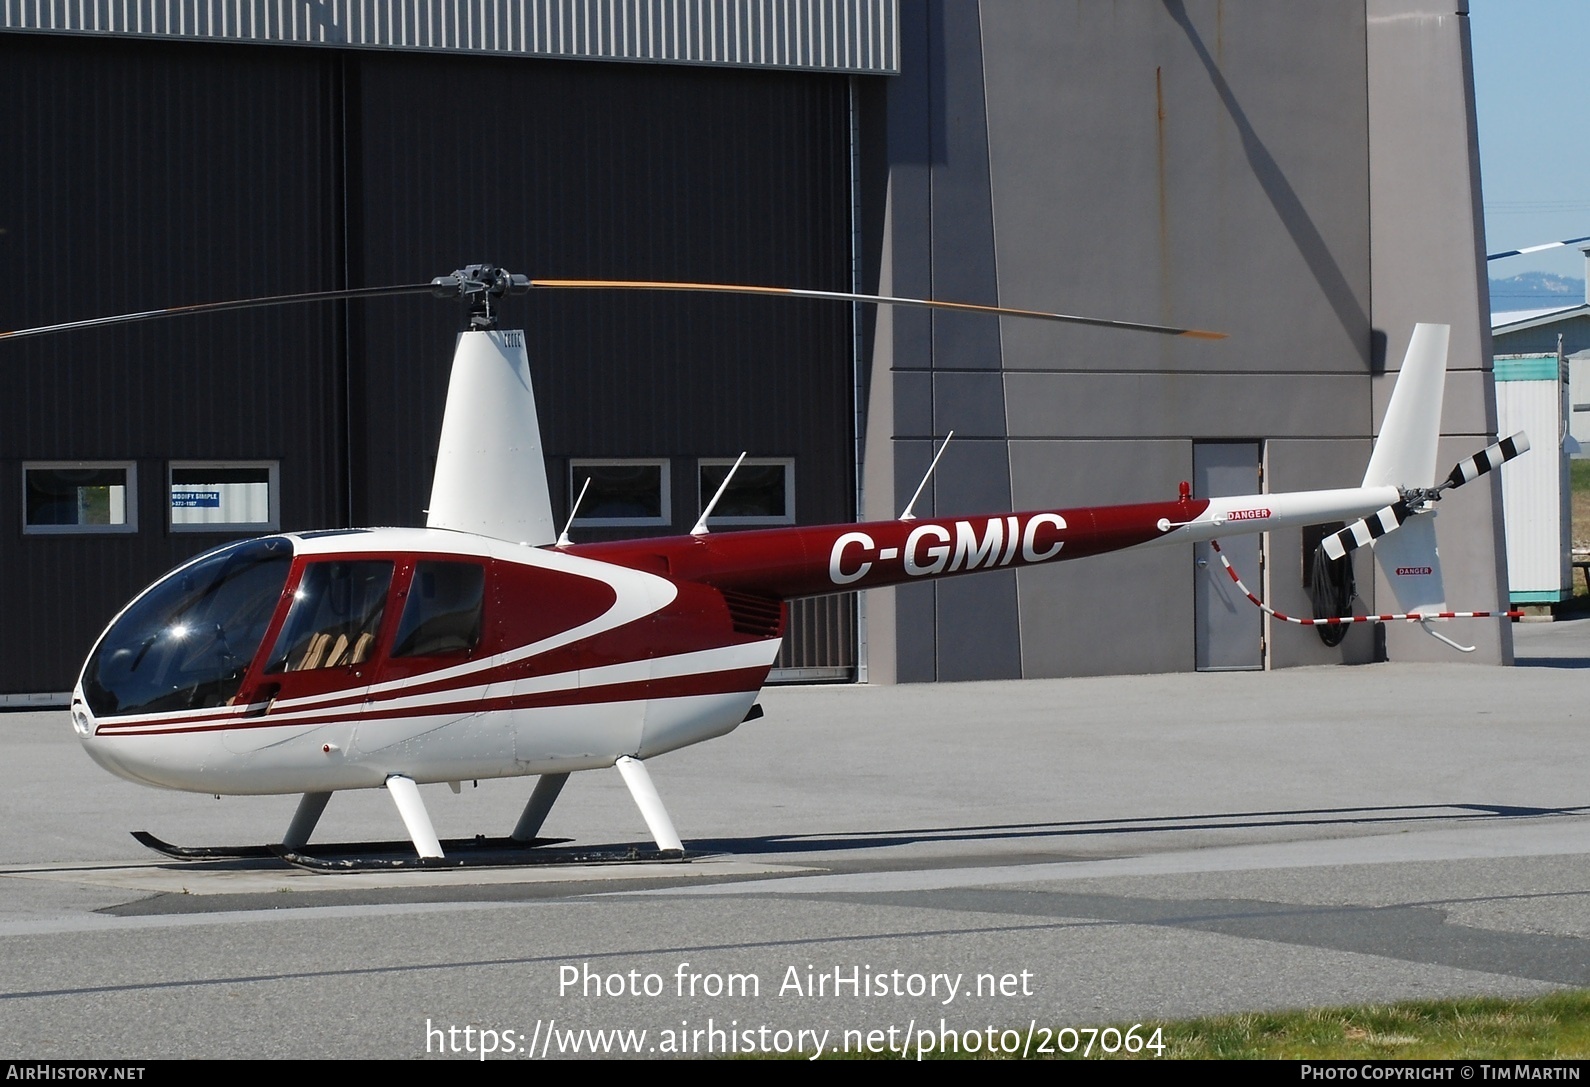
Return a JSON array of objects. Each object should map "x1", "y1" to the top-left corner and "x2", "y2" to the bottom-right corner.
[{"x1": 569, "y1": 483, "x2": 1405, "y2": 600}]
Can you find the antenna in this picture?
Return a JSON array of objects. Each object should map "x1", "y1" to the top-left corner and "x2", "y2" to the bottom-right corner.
[
  {"x1": 692, "y1": 452, "x2": 747, "y2": 536},
  {"x1": 898, "y1": 431, "x2": 953, "y2": 521},
  {"x1": 556, "y1": 475, "x2": 592, "y2": 548}
]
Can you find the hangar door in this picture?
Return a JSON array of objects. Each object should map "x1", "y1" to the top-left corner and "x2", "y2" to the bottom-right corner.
[{"x1": 1194, "y1": 442, "x2": 1264, "y2": 671}]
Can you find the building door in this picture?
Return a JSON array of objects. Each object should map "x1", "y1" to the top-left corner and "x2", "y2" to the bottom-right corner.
[{"x1": 1194, "y1": 442, "x2": 1264, "y2": 671}]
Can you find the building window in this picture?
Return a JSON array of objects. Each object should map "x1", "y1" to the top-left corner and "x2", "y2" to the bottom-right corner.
[
  {"x1": 698, "y1": 458, "x2": 795, "y2": 526},
  {"x1": 569, "y1": 460, "x2": 671, "y2": 527},
  {"x1": 169, "y1": 462, "x2": 279, "y2": 533},
  {"x1": 23, "y1": 463, "x2": 137, "y2": 534}
]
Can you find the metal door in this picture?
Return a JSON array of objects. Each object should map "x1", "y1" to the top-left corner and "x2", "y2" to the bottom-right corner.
[{"x1": 1194, "y1": 443, "x2": 1263, "y2": 671}]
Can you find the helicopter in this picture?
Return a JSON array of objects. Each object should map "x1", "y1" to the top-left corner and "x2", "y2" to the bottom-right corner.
[{"x1": 5, "y1": 267, "x2": 1526, "y2": 867}]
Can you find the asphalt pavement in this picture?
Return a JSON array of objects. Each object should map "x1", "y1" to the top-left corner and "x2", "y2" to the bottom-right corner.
[{"x1": 2, "y1": 617, "x2": 1588, "y2": 1059}]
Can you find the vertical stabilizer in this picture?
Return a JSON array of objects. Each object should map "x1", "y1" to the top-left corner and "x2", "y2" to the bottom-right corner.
[
  {"x1": 427, "y1": 329, "x2": 556, "y2": 544},
  {"x1": 1372, "y1": 514, "x2": 1447, "y2": 615},
  {"x1": 1363, "y1": 323, "x2": 1450, "y2": 614},
  {"x1": 1363, "y1": 323, "x2": 1448, "y2": 488}
]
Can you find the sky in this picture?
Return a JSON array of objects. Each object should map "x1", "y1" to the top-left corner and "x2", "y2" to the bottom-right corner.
[{"x1": 1469, "y1": 0, "x2": 1590, "y2": 281}]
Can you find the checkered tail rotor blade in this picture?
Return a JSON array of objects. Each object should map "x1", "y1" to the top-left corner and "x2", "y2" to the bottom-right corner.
[
  {"x1": 1320, "y1": 502, "x2": 1413, "y2": 562},
  {"x1": 1442, "y1": 432, "x2": 1530, "y2": 491}
]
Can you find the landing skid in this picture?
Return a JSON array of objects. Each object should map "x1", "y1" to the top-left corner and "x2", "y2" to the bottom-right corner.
[
  {"x1": 131, "y1": 831, "x2": 280, "y2": 861},
  {"x1": 275, "y1": 841, "x2": 688, "y2": 873},
  {"x1": 131, "y1": 830, "x2": 686, "y2": 871},
  {"x1": 132, "y1": 757, "x2": 692, "y2": 870},
  {"x1": 136, "y1": 829, "x2": 573, "y2": 863}
]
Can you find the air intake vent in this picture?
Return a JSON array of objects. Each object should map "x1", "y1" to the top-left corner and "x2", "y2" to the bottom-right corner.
[{"x1": 722, "y1": 591, "x2": 784, "y2": 638}]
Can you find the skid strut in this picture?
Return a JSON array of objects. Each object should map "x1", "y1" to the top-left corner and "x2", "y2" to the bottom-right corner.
[
  {"x1": 615, "y1": 756, "x2": 683, "y2": 853},
  {"x1": 385, "y1": 774, "x2": 444, "y2": 858},
  {"x1": 513, "y1": 773, "x2": 570, "y2": 842},
  {"x1": 282, "y1": 792, "x2": 332, "y2": 850}
]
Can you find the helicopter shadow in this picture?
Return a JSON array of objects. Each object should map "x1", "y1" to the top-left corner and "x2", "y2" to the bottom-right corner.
[{"x1": 685, "y1": 801, "x2": 1590, "y2": 858}]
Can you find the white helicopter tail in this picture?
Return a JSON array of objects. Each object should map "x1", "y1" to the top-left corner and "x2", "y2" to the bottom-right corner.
[
  {"x1": 1360, "y1": 323, "x2": 1449, "y2": 615},
  {"x1": 1318, "y1": 323, "x2": 1529, "y2": 623},
  {"x1": 1362, "y1": 323, "x2": 1448, "y2": 493}
]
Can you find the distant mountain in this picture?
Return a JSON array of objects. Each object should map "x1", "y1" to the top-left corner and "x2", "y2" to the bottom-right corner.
[{"x1": 1490, "y1": 271, "x2": 1585, "y2": 312}]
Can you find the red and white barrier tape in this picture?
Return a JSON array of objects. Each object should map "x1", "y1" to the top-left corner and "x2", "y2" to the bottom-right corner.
[{"x1": 1207, "y1": 539, "x2": 1523, "y2": 626}]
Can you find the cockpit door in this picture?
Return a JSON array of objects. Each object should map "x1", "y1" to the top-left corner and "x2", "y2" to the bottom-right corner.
[{"x1": 232, "y1": 558, "x2": 396, "y2": 719}]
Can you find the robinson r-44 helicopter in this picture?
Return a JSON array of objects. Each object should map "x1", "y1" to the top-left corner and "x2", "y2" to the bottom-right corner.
[{"x1": 4, "y1": 266, "x2": 1527, "y2": 868}]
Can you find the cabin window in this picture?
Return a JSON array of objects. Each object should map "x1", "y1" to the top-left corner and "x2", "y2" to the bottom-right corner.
[
  {"x1": 23, "y1": 462, "x2": 137, "y2": 534},
  {"x1": 392, "y1": 562, "x2": 485, "y2": 658},
  {"x1": 569, "y1": 459, "x2": 671, "y2": 527},
  {"x1": 169, "y1": 462, "x2": 279, "y2": 532},
  {"x1": 266, "y1": 561, "x2": 393, "y2": 672},
  {"x1": 697, "y1": 458, "x2": 795, "y2": 525}
]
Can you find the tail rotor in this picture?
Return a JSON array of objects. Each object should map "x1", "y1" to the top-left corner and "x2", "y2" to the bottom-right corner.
[{"x1": 1319, "y1": 431, "x2": 1529, "y2": 563}]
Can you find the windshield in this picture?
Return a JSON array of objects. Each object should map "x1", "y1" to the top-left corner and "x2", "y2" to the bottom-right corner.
[{"x1": 82, "y1": 537, "x2": 294, "y2": 716}]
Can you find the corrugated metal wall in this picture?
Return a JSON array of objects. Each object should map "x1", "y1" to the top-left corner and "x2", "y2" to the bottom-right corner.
[
  {"x1": 0, "y1": 32, "x2": 856, "y2": 694},
  {"x1": 345, "y1": 52, "x2": 854, "y2": 535},
  {"x1": 1, "y1": 0, "x2": 899, "y2": 72},
  {"x1": 0, "y1": 35, "x2": 346, "y2": 693},
  {"x1": 1495, "y1": 357, "x2": 1571, "y2": 602}
]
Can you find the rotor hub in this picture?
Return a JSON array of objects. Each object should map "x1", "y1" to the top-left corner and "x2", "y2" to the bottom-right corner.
[{"x1": 430, "y1": 265, "x2": 531, "y2": 330}]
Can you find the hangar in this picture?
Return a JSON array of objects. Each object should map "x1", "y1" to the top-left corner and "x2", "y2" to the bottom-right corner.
[{"x1": 0, "y1": 0, "x2": 1506, "y2": 701}]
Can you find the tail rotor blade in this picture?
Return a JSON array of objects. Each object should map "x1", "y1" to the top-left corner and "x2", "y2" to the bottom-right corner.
[
  {"x1": 1321, "y1": 502, "x2": 1412, "y2": 561},
  {"x1": 1443, "y1": 432, "x2": 1530, "y2": 490}
]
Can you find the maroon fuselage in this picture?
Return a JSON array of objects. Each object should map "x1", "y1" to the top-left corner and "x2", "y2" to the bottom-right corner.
[{"x1": 567, "y1": 497, "x2": 1211, "y2": 600}]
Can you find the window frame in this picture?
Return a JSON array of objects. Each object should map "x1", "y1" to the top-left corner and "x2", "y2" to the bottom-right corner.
[
  {"x1": 568, "y1": 458, "x2": 672, "y2": 528},
  {"x1": 167, "y1": 460, "x2": 281, "y2": 534},
  {"x1": 696, "y1": 457, "x2": 796, "y2": 526},
  {"x1": 22, "y1": 461, "x2": 139, "y2": 536}
]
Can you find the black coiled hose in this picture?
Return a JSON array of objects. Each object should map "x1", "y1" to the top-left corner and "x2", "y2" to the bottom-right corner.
[{"x1": 1310, "y1": 545, "x2": 1356, "y2": 647}]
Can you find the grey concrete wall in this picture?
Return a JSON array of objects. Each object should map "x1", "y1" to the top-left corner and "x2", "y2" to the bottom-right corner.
[
  {"x1": 861, "y1": 0, "x2": 1501, "y2": 681},
  {"x1": 977, "y1": 1, "x2": 1371, "y2": 374},
  {"x1": 1366, "y1": 0, "x2": 1510, "y2": 665},
  {"x1": 1010, "y1": 439, "x2": 1193, "y2": 676},
  {"x1": 877, "y1": 0, "x2": 1023, "y2": 683}
]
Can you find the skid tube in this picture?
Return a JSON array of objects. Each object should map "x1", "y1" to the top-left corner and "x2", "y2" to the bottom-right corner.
[{"x1": 132, "y1": 830, "x2": 688, "y2": 871}]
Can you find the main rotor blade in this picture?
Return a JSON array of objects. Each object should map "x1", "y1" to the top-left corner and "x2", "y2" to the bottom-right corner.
[
  {"x1": 530, "y1": 278, "x2": 1228, "y2": 340},
  {"x1": 0, "y1": 282, "x2": 438, "y2": 342},
  {"x1": 1487, "y1": 235, "x2": 1590, "y2": 261},
  {"x1": 1442, "y1": 431, "x2": 1530, "y2": 490}
]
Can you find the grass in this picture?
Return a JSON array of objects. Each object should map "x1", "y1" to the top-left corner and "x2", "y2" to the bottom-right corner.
[
  {"x1": 1561, "y1": 459, "x2": 1590, "y2": 611},
  {"x1": 1061, "y1": 993, "x2": 1590, "y2": 1060},
  {"x1": 1572, "y1": 460, "x2": 1590, "y2": 556},
  {"x1": 795, "y1": 992, "x2": 1590, "y2": 1059}
]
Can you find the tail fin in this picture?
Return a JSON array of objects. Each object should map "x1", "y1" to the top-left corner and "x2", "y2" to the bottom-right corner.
[
  {"x1": 1373, "y1": 513, "x2": 1447, "y2": 615},
  {"x1": 1362, "y1": 323, "x2": 1450, "y2": 615},
  {"x1": 1363, "y1": 323, "x2": 1448, "y2": 490}
]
